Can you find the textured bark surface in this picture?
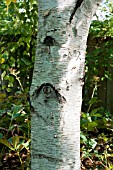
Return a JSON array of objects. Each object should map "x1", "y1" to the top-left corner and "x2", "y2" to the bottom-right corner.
[{"x1": 30, "y1": 0, "x2": 102, "y2": 169}]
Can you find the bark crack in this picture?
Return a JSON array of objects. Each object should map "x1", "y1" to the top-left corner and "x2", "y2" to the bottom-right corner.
[
  {"x1": 32, "y1": 153, "x2": 64, "y2": 162},
  {"x1": 69, "y1": 0, "x2": 84, "y2": 23}
]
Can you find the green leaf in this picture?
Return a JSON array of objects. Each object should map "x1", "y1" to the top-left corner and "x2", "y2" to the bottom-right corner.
[
  {"x1": 11, "y1": 113, "x2": 21, "y2": 120},
  {"x1": 89, "y1": 97, "x2": 101, "y2": 106},
  {"x1": 0, "y1": 134, "x2": 4, "y2": 138},
  {"x1": 89, "y1": 97, "x2": 98, "y2": 105},
  {"x1": 87, "y1": 122, "x2": 98, "y2": 129},
  {"x1": 0, "y1": 138, "x2": 14, "y2": 151},
  {"x1": 80, "y1": 132, "x2": 87, "y2": 143},
  {"x1": 6, "y1": 87, "x2": 11, "y2": 92},
  {"x1": 12, "y1": 135, "x2": 19, "y2": 150},
  {"x1": 90, "y1": 108, "x2": 101, "y2": 116},
  {"x1": 94, "y1": 113, "x2": 102, "y2": 117},
  {"x1": 0, "y1": 110, "x2": 6, "y2": 116},
  {"x1": 12, "y1": 105, "x2": 23, "y2": 114},
  {"x1": 88, "y1": 138, "x2": 97, "y2": 149}
]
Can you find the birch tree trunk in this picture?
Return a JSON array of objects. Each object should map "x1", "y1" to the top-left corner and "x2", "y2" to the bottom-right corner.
[{"x1": 30, "y1": 0, "x2": 102, "y2": 169}]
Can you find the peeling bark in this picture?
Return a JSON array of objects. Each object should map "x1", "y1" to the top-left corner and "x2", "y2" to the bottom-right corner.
[{"x1": 30, "y1": 0, "x2": 103, "y2": 169}]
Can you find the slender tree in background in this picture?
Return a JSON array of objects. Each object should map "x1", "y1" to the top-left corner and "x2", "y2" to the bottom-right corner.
[{"x1": 30, "y1": 0, "x2": 102, "y2": 169}]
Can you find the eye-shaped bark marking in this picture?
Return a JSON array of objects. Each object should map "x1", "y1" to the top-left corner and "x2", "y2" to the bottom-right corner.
[{"x1": 33, "y1": 83, "x2": 66, "y2": 104}]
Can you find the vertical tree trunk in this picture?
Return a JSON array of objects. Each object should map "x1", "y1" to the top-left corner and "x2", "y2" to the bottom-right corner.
[{"x1": 30, "y1": 0, "x2": 102, "y2": 169}]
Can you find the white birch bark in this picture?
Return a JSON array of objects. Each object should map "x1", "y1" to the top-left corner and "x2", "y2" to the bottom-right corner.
[{"x1": 30, "y1": 0, "x2": 102, "y2": 169}]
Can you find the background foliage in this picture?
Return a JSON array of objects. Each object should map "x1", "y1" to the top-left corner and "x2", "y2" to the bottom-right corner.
[
  {"x1": 0, "y1": 0, "x2": 37, "y2": 169},
  {"x1": 81, "y1": 1, "x2": 113, "y2": 168}
]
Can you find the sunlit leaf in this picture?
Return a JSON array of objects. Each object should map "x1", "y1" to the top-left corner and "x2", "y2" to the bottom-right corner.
[
  {"x1": 5, "y1": 0, "x2": 12, "y2": 5},
  {"x1": 88, "y1": 139, "x2": 97, "y2": 149},
  {"x1": 0, "y1": 58, "x2": 5, "y2": 64},
  {"x1": 80, "y1": 132, "x2": 87, "y2": 143}
]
